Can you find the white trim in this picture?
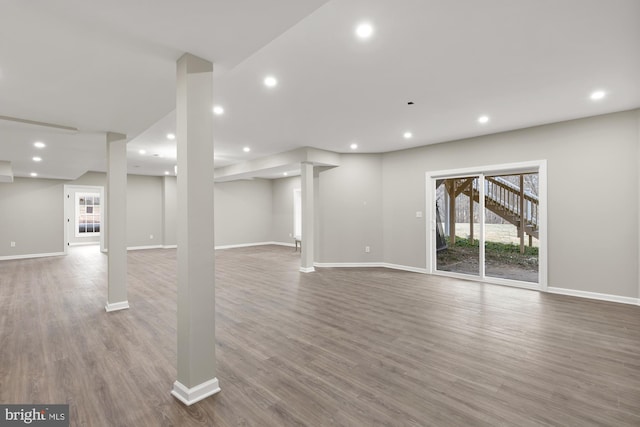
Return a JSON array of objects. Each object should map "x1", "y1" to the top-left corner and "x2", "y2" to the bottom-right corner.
[
  {"x1": 68, "y1": 241, "x2": 100, "y2": 247},
  {"x1": 105, "y1": 301, "x2": 130, "y2": 312},
  {"x1": 430, "y1": 269, "x2": 541, "y2": 291},
  {"x1": 313, "y1": 262, "x2": 428, "y2": 274},
  {"x1": 162, "y1": 245, "x2": 178, "y2": 249},
  {"x1": 426, "y1": 160, "x2": 547, "y2": 292},
  {"x1": 0, "y1": 252, "x2": 65, "y2": 261},
  {"x1": 382, "y1": 263, "x2": 428, "y2": 274},
  {"x1": 299, "y1": 266, "x2": 315, "y2": 273},
  {"x1": 428, "y1": 160, "x2": 548, "y2": 180},
  {"x1": 64, "y1": 184, "x2": 105, "y2": 255},
  {"x1": 547, "y1": 287, "x2": 640, "y2": 306},
  {"x1": 127, "y1": 245, "x2": 163, "y2": 251},
  {"x1": 171, "y1": 378, "x2": 220, "y2": 406},
  {"x1": 272, "y1": 241, "x2": 296, "y2": 248},
  {"x1": 214, "y1": 241, "x2": 291, "y2": 250}
]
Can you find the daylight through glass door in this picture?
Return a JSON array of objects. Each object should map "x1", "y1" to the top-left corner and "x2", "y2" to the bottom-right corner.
[
  {"x1": 434, "y1": 171, "x2": 540, "y2": 285},
  {"x1": 435, "y1": 176, "x2": 480, "y2": 276},
  {"x1": 483, "y1": 173, "x2": 539, "y2": 283}
]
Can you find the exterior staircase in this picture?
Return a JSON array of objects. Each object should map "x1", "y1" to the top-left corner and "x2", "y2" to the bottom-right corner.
[{"x1": 447, "y1": 175, "x2": 539, "y2": 240}]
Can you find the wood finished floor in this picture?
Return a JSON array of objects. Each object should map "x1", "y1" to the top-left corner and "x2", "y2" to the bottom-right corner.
[{"x1": 1, "y1": 245, "x2": 639, "y2": 426}]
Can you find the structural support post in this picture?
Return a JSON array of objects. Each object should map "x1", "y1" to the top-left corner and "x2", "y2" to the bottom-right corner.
[
  {"x1": 105, "y1": 132, "x2": 129, "y2": 312},
  {"x1": 300, "y1": 162, "x2": 315, "y2": 273},
  {"x1": 171, "y1": 53, "x2": 220, "y2": 406}
]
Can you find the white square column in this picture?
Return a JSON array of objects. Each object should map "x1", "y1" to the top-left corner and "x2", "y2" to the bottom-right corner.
[
  {"x1": 300, "y1": 162, "x2": 315, "y2": 273},
  {"x1": 105, "y1": 132, "x2": 129, "y2": 312},
  {"x1": 171, "y1": 53, "x2": 220, "y2": 405}
]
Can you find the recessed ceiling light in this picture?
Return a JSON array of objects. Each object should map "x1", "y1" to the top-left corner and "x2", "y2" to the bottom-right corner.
[
  {"x1": 403, "y1": 132, "x2": 413, "y2": 139},
  {"x1": 30, "y1": 172, "x2": 38, "y2": 177},
  {"x1": 283, "y1": 172, "x2": 288, "y2": 176},
  {"x1": 167, "y1": 133, "x2": 176, "y2": 140},
  {"x1": 164, "y1": 171, "x2": 170, "y2": 175},
  {"x1": 356, "y1": 22, "x2": 374, "y2": 39},
  {"x1": 32, "y1": 156, "x2": 42, "y2": 162},
  {"x1": 139, "y1": 149, "x2": 146, "y2": 155},
  {"x1": 264, "y1": 76, "x2": 278, "y2": 88},
  {"x1": 350, "y1": 143, "x2": 358, "y2": 150},
  {"x1": 34, "y1": 141, "x2": 46, "y2": 148},
  {"x1": 590, "y1": 90, "x2": 606, "y2": 101},
  {"x1": 213, "y1": 105, "x2": 225, "y2": 115},
  {"x1": 477, "y1": 115, "x2": 490, "y2": 124},
  {"x1": 243, "y1": 147, "x2": 251, "y2": 153}
]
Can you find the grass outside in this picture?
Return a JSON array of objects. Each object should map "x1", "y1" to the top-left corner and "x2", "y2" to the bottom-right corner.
[{"x1": 438, "y1": 237, "x2": 538, "y2": 269}]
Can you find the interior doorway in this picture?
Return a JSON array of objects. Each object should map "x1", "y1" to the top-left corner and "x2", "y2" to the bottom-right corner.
[{"x1": 427, "y1": 161, "x2": 547, "y2": 290}]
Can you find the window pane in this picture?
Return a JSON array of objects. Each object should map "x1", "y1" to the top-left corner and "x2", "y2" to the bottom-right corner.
[
  {"x1": 436, "y1": 177, "x2": 480, "y2": 276},
  {"x1": 484, "y1": 173, "x2": 539, "y2": 283}
]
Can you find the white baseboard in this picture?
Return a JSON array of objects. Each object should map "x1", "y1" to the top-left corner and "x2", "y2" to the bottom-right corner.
[
  {"x1": 171, "y1": 378, "x2": 220, "y2": 406},
  {"x1": 547, "y1": 287, "x2": 639, "y2": 306},
  {"x1": 105, "y1": 301, "x2": 130, "y2": 312},
  {"x1": 215, "y1": 241, "x2": 291, "y2": 250},
  {"x1": 313, "y1": 262, "x2": 427, "y2": 274},
  {"x1": 0, "y1": 252, "x2": 65, "y2": 261},
  {"x1": 299, "y1": 266, "x2": 315, "y2": 273},
  {"x1": 271, "y1": 241, "x2": 296, "y2": 248},
  {"x1": 381, "y1": 263, "x2": 428, "y2": 274},
  {"x1": 127, "y1": 245, "x2": 163, "y2": 251},
  {"x1": 162, "y1": 245, "x2": 177, "y2": 249},
  {"x1": 68, "y1": 241, "x2": 100, "y2": 247}
]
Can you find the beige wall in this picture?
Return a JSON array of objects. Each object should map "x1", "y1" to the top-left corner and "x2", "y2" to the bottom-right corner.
[
  {"x1": 127, "y1": 174, "x2": 164, "y2": 248},
  {"x1": 317, "y1": 154, "x2": 384, "y2": 263},
  {"x1": 0, "y1": 177, "x2": 64, "y2": 257},
  {"x1": 382, "y1": 110, "x2": 640, "y2": 298},
  {"x1": 1, "y1": 110, "x2": 639, "y2": 300},
  {"x1": 271, "y1": 176, "x2": 300, "y2": 244},
  {"x1": 214, "y1": 179, "x2": 273, "y2": 246}
]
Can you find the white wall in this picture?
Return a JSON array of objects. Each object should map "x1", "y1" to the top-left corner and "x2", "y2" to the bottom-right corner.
[{"x1": 383, "y1": 110, "x2": 640, "y2": 298}]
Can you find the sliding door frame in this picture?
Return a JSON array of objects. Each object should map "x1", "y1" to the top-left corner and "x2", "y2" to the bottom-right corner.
[{"x1": 426, "y1": 160, "x2": 547, "y2": 291}]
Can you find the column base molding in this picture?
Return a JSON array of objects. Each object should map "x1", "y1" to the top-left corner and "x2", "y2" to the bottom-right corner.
[
  {"x1": 105, "y1": 301, "x2": 130, "y2": 312},
  {"x1": 171, "y1": 378, "x2": 220, "y2": 406},
  {"x1": 299, "y1": 266, "x2": 315, "y2": 273}
]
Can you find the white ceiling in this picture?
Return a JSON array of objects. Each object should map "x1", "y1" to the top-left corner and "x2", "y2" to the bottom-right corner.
[{"x1": 1, "y1": 0, "x2": 639, "y2": 179}]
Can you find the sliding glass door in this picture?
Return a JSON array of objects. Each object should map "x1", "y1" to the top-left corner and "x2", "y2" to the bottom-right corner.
[
  {"x1": 429, "y1": 162, "x2": 545, "y2": 289},
  {"x1": 435, "y1": 176, "x2": 480, "y2": 276},
  {"x1": 483, "y1": 173, "x2": 539, "y2": 283}
]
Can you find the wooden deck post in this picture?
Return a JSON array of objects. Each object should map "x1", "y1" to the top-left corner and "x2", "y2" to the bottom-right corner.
[
  {"x1": 519, "y1": 174, "x2": 525, "y2": 254},
  {"x1": 469, "y1": 185, "x2": 474, "y2": 243},
  {"x1": 448, "y1": 180, "x2": 456, "y2": 245}
]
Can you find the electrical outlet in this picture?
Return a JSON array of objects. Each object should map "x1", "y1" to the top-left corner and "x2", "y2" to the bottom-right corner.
[
  {"x1": 10, "y1": 241, "x2": 16, "y2": 247},
  {"x1": 416, "y1": 211, "x2": 423, "y2": 218},
  {"x1": 149, "y1": 234, "x2": 154, "y2": 240},
  {"x1": 365, "y1": 246, "x2": 370, "y2": 253}
]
